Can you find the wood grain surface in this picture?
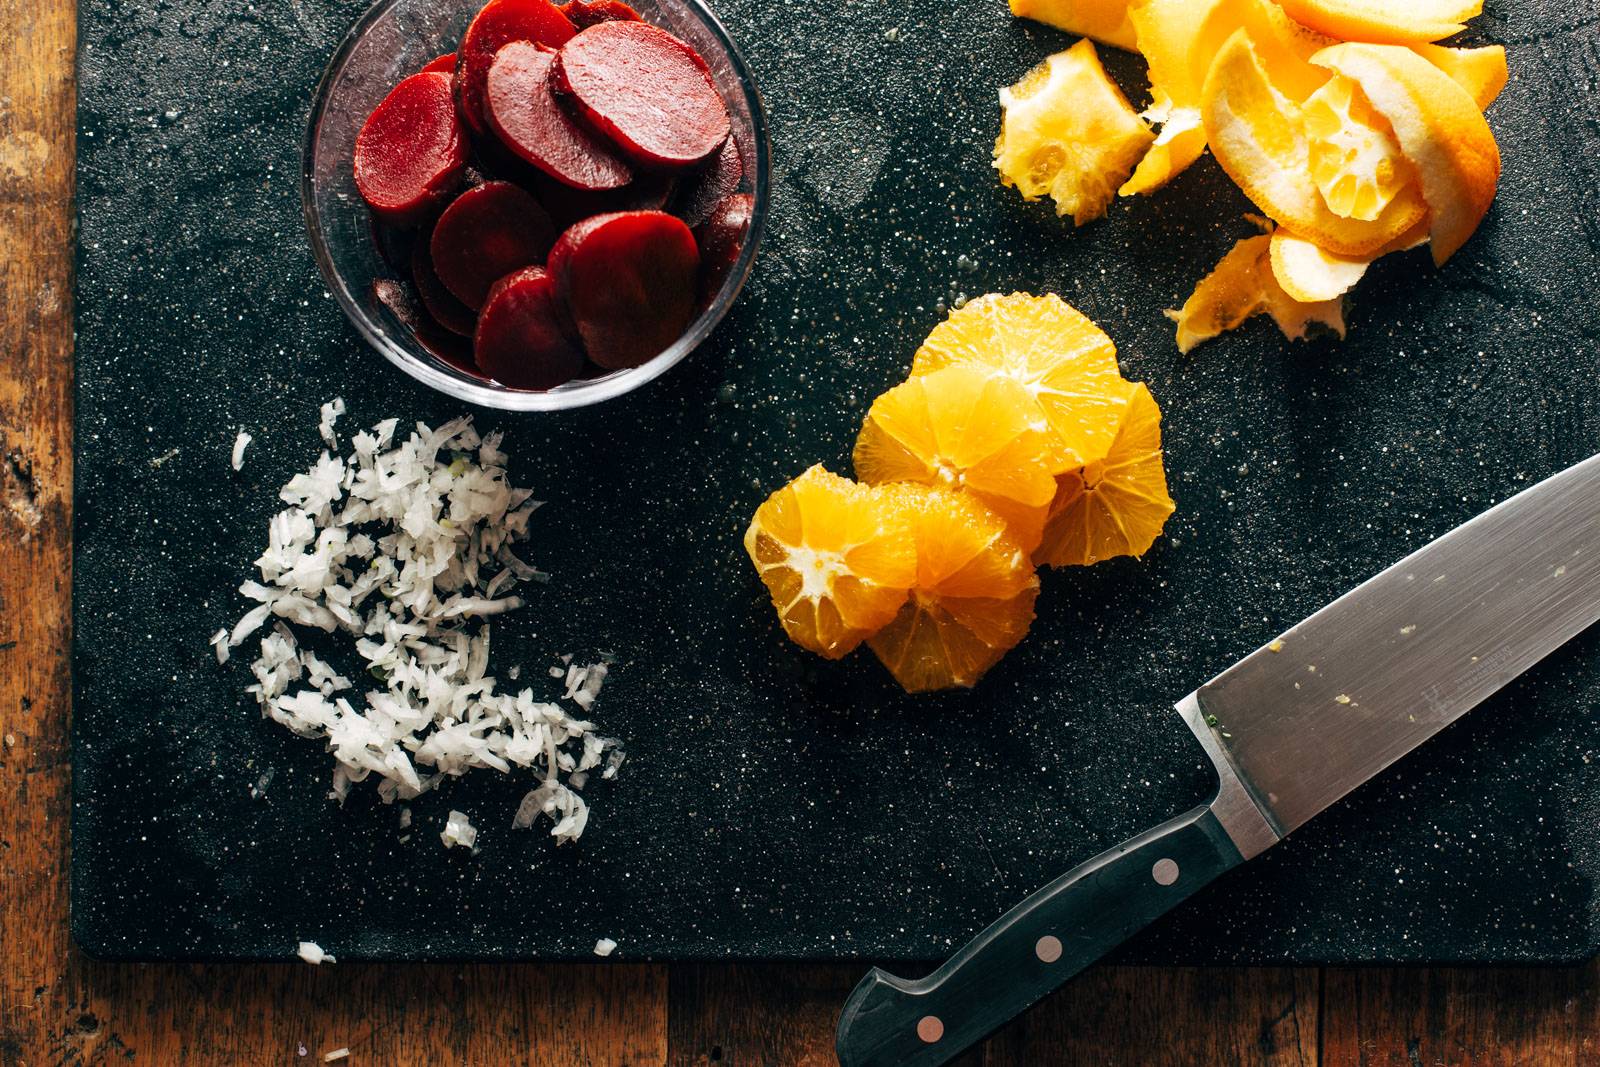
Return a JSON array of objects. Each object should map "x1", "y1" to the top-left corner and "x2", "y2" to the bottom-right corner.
[{"x1": 2, "y1": 1, "x2": 1598, "y2": 1063}]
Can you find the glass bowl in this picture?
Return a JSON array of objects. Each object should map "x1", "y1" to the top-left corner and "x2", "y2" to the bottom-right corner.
[{"x1": 302, "y1": 0, "x2": 769, "y2": 411}]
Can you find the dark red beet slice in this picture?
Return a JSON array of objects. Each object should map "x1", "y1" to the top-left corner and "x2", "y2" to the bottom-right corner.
[
  {"x1": 555, "y1": 22, "x2": 731, "y2": 168},
  {"x1": 429, "y1": 180, "x2": 559, "y2": 310},
  {"x1": 560, "y1": 0, "x2": 640, "y2": 28},
  {"x1": 547, "y1": 210, "x2": 700, "y2": 370},
  {"x1": 693, "y1": 192, "x2": 753, "y2": 307},
  {"x1": 372, "y1": 280, "x2": 483, "y2": 376},
  {"x1": 455, "y1": 0, "x2": 576, "y2": 139},
  {"x1": 473, "y1": 266, "x2": 586, "y2": 389},
  {"x1": 672, "y1": 137, "x2": 744, "y2": 229},
  {"x1": 421, "y1": 52, "x2": 457, "y2": 74},
  {"x1": 485, "y1": 41, "x2": 632, "y2": 192},
  {"x1": 411, "y1": 235, "x2": 478, "y2": 336},
  {"x1": 528, "y1": 168, "x2": 674, "y2": 228},
  {"x1": 354, "y1": 72, "x2": 467, "y2": 226}
]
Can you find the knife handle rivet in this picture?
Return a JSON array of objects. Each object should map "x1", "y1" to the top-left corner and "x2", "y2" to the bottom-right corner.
[
  {"x1": 1152, "y1": 858, "x2": 1179, "y2": 886},
  {"x1": 916, "y1": 1015, "x2": 944, "y2": 1043},
  {"x1": 1035, "y1": 935, "x2": 1062, "y2": 963}
]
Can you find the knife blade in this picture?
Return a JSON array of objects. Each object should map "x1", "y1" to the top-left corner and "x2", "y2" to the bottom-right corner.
[{"x1": 836, "y1": 452, "x2": 1600, "y2": 1067}]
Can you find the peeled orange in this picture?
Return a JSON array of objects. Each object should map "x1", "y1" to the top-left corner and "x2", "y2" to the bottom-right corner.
[
  {"x1": 1275, "y1": 0, "x2": 1482, "y2": 46},
  {"x1": 1201, "y1": 28, "x2": 1428, "y2": 256},
  {"x1": 854, "y1": 366, "x2": 1065, "y2": 553},
  {"x1": 744, "y1": 465, "x2": 916, "y2": 660},
  {"x1": 1035, "y1": 384, "x2": 1175, "y2": 568},
  {"x1": 867, "y1": 485, "x2": 1040, "y2": 693},
  {"x1": 996, "y1": 39, "x2": 1155, "y2": 226},
  {"x1": 1312, "y1": 42, "x2": 1500, "y2": 264},
  {"x1": 911, "y1": 293, "x2": 1131, "y2": 470},
  {"x1": 1009, "y1": 0, "x2": 1137, "y2": 51}
]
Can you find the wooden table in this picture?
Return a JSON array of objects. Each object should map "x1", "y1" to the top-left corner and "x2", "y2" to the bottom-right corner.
[{"x1": 2, "y1": 2, "x2": 1596, "y2": 1063}]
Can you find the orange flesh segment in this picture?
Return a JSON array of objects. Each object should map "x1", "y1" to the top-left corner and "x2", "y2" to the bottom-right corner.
[
  {"x1": 743, "y1": 465, "x2": 916, "y2": 659},
  {"x1": 854, "y1": 365, "x2": 1064, "y2": 553},
  {"x1": 1201, "y1": 28, "x2": 1428, "y2": 256},
  {"x1": 995, "y1": 39, "x2": 1154, "y2": 225},
  {"x1": 1312, "y1": 42, "x2": 1501, "y2": 265},
  {"x1": 1275, "y1": 0, "x2": 1482, "y2": 46},
  {"x1": 911, "y1": 293, "x2": 1130, "y2": 470},
  {"x1": 867, "y1": 485, "x2": 1039, "y2": 693},
  {"x1": 1035, "y1": 383, "x2": 1175, "y2": 568}
]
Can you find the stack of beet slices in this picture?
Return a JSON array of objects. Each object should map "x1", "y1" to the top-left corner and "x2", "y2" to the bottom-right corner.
[{"x1": 353, "y1": 0, "x2": 754, "y2": 390}]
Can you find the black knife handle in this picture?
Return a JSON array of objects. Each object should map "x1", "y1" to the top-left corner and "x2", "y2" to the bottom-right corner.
[{"x1": 835, "y1": 804, "x2": 1242, "y2": 1067}]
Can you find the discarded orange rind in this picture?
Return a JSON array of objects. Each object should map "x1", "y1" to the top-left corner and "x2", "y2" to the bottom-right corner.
[
  {"x1": 1312, "y1": 42, "x2": 1501, "y2": 264},
  {"x1": 1275, "y1": 0, "x2": 1483, "y2": 46}
]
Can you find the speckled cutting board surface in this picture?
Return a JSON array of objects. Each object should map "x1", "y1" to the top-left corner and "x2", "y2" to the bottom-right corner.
[{"x1": 73, "y1": 0, "x2": 1600, "y2": 963}]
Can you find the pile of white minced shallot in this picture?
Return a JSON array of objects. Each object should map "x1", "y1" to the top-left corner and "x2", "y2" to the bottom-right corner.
[{"x1": 213, "y1": 404, "x2": 622, "y2": 846}]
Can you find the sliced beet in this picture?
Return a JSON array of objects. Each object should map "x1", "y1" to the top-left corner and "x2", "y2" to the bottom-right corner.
[
  {"x1": 354, "y1": 72, "x2": 467, "y2": 226},
  {"x1": 421, "y1": 51, "x2": 458, "y2": 74},
  {"x1": 693, "y1": 192, "x2": 753, "y2": 306},
  {"x1": 560, "y1": 0, "x2": 640, "y2": 28},
  {"x1": 547, "y1": 210, "x2": 700, "y2": 370},
  {"x1": 555, "y1": 22, "x2": 731, "y2": 168},
  {"x1": 454, "y1": 0, "x2": 576, "y2": 139},
  {"x1": 529, "y1": 168, "x2": 675, "y2": 228},
  {"x1": 672, "y1": 137, "x2": 744, "y2": 229},
  {"x1": 473, "y1": 266, "x2": 586, "y2": 389},
  {"x1": 411, "y1": 235, "x2": 478, "y2": 336},
  {"x1": 372, "y1": 279, "x2": 482, "y2": 375},
  {"x1": 485, "y1": 41, "x2": 632, "y2": 192},
  {"x1": 428, "y1": 180, "x2": 559, "y2": 310}
]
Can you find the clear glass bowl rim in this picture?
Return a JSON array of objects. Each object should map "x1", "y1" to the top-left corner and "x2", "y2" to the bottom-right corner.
[{"x1": 300, "y1": 0, "x2": 771, "y2": 412}]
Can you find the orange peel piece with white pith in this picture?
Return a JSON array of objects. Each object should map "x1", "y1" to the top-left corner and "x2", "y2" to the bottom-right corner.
[
  {"x1": 1312, "y1": 42, "x2": 1501, "y2": 265},
  {"x1": 1414, "y1": 44, "x2": 1508, "y2": 110},
  {"x1": 1276, "y1": 0, "x2": 1483, "y2": 46},
  {"x1": 1167, "y1": 229, "x2": 1346, "y2": 354},
  {"x1": 1201, "y1": 28, "x2": 1428, "y2": 257},
  {"x1": 1009, "y1": 0, "x2": 1137, "y2": 50},
  {"x1": 1118, "y1": 0, "x2": 1220, "y2": 196}
]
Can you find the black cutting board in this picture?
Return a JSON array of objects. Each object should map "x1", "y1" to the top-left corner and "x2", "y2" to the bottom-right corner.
[{"x1": 72, "y1": 0, "x2": 1600, "y2": 963}]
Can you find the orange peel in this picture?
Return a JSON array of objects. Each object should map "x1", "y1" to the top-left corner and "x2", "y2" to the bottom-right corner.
[
  {"x1": 1312, "y1": 42, "x2": 1501, "y2": 264},
  {"x1": 1268, "y1": 229, "x2": 1370, "y2": 302},
  {"x1": 1119, "y1": 0, "x2": 1221, "y2": 196},
  {"x1": 1302, "y1": 73, "x2": 1411, "y2": 221},
  {"x1": 1201, "y1": 28, "x2": 1427, "y2": 256},
  {"x1": 1413, "y1": 44, "x2": 1508, "y2": 110},
  {"x1": 1275, "y1": 0, "x2": 1482, "y2": 46},
  {"x1": 1167, "y1": 230, "x2": 1346, "y2": 354},
  {"x1": 1009, "y1": 0, "x2": 1137, "y2": 51},
  {"x1": 996, "y1": 39, "x2": 1155, "y2": 225}
]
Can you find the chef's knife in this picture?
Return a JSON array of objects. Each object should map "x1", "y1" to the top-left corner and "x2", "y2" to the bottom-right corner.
[{"x1": 836, "y1": 452, "x2": 1600, "y2": 1067}]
